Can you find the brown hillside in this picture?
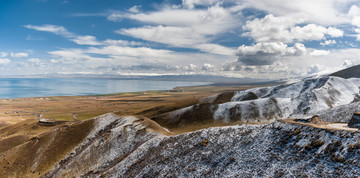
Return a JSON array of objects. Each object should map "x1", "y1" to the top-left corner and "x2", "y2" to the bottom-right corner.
[{"x1": 0, "y1": 119, "x2": 94, "y2": 177}]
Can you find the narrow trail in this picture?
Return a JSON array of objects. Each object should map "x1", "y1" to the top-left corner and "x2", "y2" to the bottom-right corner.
[{"x1": 281, "y1": 119, "x2": 359, "y2": 132}]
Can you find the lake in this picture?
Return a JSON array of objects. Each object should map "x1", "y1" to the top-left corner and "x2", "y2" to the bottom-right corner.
[{"x1": 0, "y1": 78, "x2": 211, "y2": 99}]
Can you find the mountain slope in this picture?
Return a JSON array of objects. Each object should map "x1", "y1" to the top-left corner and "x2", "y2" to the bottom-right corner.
[
  {"x1": 44, "y1": 118, "x2": 360, "y2": 177},
  {"x1": 330, "y1": 64, "x2": 360, "y2": 79},
  {"x1": 0, "y1": 110, "x2": 359, "y2": 177},
  {"x1": 153, "y1": 76, "x2": 360, "y2": 130}
]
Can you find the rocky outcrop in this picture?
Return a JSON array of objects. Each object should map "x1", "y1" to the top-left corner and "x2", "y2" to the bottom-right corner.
[
  {"x1": 348, "y1": 112, "x2": 360, "y2": 129},
  {"x1": 309, "y1": 115, "x2": 326, "y2": 125}
]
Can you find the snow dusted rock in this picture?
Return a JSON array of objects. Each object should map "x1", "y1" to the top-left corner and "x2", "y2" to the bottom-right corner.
[
  {"x1": 317, "y1": 101, "x2": 360, "y2": 122},
  {"x1": 37, "y1": 113, "x2": 360, "y2": 177},
  {"x1": 232, "y1": 76, "x2": 360, "y2": 115},
  {"x1": 102, "y1": 122, "x2": 360, "y2": 177},
  {"x1": 155, "y1": 76, "x2": 360, "y2": 128},
  {"x1": 348, "y1": 112, "x2": 360, "y2": 129},
  {"x1": 44, "y1": 113, "x2": 171, "y2": 177}
]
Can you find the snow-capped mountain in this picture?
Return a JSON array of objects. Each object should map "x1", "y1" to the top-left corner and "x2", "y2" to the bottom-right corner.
[{"x1": 154, "y1": 76, "x2": 360, "y2": 128}]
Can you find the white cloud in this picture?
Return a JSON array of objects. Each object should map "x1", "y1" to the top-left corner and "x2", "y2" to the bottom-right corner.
[
  {"x1": 243, "y1": 14, "x2": 344, "y2": 43},
  {"x1": 24, "y1": 24, "x2": 73, "y2": 37},
  {"x1": 182, "y1": 0, "x2": 222, "y2": 9},
  {"x1": 27, "y1": 58, "x2": 41, "y2": 63},
  {"x1": 186, "y1": 64, "x2": 197, "y2": 71},
  {"x1": 347, "y1": 5, "x2": 360, "y2": 41},
  {"x1": 310, "y1": 50, "x2": 330, "y2": 56},
  {"x1": 49, "y1": 49, "x2": 91, "y2": 60},
  {"x1": 343, "y1": 59, "x2": 352, "y2": 67},
  {"x1": 50, "y1": 59, "x2": 60, "y2": 63},
  {"x1": 0, "y1": 52, "x2": 8, "y2": 57},
  {"x1": 320, "y1": 39, "x2": 337, "y2": 46},
  {"x1": 285, "y1": 43, "x2": 306, "y2": 56},
  {"x1": 25, "y1": 24, "x2": 102, "y2": 46},
  {"x1": 86, "y1": 45, "x2": 173, "y2": 59},
  {"x1": 16, "y1": 1, "x2": 360, "y2": 78},
  {"x1": 129, "y1": 5, "x2": 141, "y2": 13},
  {"x1": 107, "y1": 13, "x2": 126, "y2": 22},
  {"x1": 201, "y1": 63, "x2": 215, "y2": 71},
  {"x1": 236, "y1": 42, "x2": 306, "y2": 65},
  {"x1": 308, "y1": 64, "x2": 324, "y2": 74},
  {"x1": 242, "y1": 0, "x2": 356, "y2": 25},
  {"x1": 348, "y1": 5, "x2": 360, "y2": 27},
  {"x1": 119, "y1": 25, "x2": 205, "y2": 46},
  {"x1": 71, "y1": 36, "x2": 103, "y2": 45},
  {"x1": 10, "y1": 52, "x2": 29, "y2": 58},
  {"x1": 113, "y1": 3, "x2": 238, "y2": 55},
  {"x1": 194, "y1": 44, "x2": 234, "y2": 55},
  {"x1": 103, "y1": 39, "x2": 142, "y2": 46},
  {"x1": 0, "y1": 59, "x2": 10, "y2": 64}
]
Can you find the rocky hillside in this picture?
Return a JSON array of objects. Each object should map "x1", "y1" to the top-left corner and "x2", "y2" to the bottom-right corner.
[
  {"x1": 330, "y1": 64, "x2": 360, "y2": 79},
  {"x1": 29, "y1": 114, "x2": 360, "y2": 177},
  {"x1": 0, "y1": 112, "x2": 352, "y2": 177},
  {"x1": 153, "y1": 76, "x2": 360, "y2": 130}
]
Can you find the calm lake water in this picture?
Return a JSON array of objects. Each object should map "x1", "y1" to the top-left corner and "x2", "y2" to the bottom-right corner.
[{"x1": 0, "y1": 78, "x2": 211, "y2": 99}]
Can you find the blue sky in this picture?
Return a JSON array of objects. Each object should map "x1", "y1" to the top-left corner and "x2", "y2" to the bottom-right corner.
[{"x1": 1, "y1": 0, "x2": 360, "y2": 79}]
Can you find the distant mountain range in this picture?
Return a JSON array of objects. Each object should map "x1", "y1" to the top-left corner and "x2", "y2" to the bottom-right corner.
[{"x1": 0, "y1": 74, "x2": 278, "y2": 85}]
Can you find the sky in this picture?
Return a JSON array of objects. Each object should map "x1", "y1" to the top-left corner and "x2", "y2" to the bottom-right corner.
[{"x1": 1, "y1": 0, "x2": 360, "y2": 79}]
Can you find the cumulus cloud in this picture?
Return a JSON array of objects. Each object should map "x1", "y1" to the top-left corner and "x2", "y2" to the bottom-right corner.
[
  {"x1": 241, "y1": 0, "x2": 355, "y2": 25},
  {"x1": 0, "y1": 59, "x2": 10, "y2": 64},
  {"x1": 17, "y1": 1, "x2": 360, "y2": 78},
  {"x1": 186, "y1": 64, "x2": 197, "y2": 71},
  {"x1": 182, "y1": 0, "x2": 222, "y2": 9},
  {"x1": 307, "y1": 64, "x2": 323, "y2": 74},
  {"x1": 236, "y1": 42, "x2": 306, "y2": 65},
  {"x1": 310, "y1": 50, "x2": 330, "y2": 56},
  {"x1": 320, "y1": 40, "x2": 336, "y2": 46},
  {"x1": 201, "y1": 63, "x2": 215, "y2": 71},
  {"x1": 242, "y1": 14, "x2": 344, "y2": 43},
  {"x1": 347, "y1": 5, "x2": 360, "y2": 41}
]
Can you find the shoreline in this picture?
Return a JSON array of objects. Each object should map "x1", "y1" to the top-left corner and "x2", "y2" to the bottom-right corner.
[{"x1": 0, "y1": 82, "x2": 268, "y2": 126}]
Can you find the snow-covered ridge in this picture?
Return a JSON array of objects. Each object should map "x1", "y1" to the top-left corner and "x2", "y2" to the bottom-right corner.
[
  {"x1": 49, "y1": 118, "x2": 360, "y2": 177},
  {"x1": 156, "y1": 76, "x2": 360, "y2": 126},
  {"x1": 229, "y1": 76, "x2": 360, "y2": 119},
  {"x1": 42, "y1": 113, "x2": 360, "y2": 177},
  {"x1": 45, "y1": 113, "x2": 169, "y2": 177}
]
